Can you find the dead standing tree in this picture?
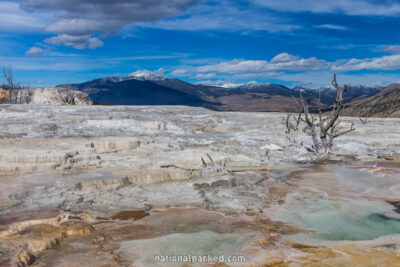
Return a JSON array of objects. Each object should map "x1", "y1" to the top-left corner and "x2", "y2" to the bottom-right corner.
[
  {"x1": 2, "y1": 66, "x2": 14, "y2": 103},
  {"x1": 286, "y1": 74, "x2": 355, "y2": 154},
  {"x1": 2, "y1": 65, "x2": 23, "y2": 103}
]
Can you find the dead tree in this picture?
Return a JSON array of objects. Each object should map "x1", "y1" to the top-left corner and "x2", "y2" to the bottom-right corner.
[
  {"x1": 2, "y1": 65, "x2": 14, "y2": 103},
  {"x1": 359, "y1": 116, "x2": 368, "y2": 125},
  {"x1": 284, "y1": 112, "x2": 301, "y2": 134},
  {"x1": 286, "y1": 74, "x2": 355, "y2": 154},
  {"x1": 64, "y1": 89, "x2": 76, "y2": 105},
  {"x1": 1, "y1": 65, "x2": 23, "y2": 103}
]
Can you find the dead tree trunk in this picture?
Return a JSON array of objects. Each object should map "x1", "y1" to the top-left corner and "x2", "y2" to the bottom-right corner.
[
  {"x1": 286, "y1": 74, "x2": 355, "y2": 154},
  {"x1": 2, "y1": 66, "x2": 25, "y2": 104},
  {"x1": 2, "y1": 66, "x2": 14, "y2": 103}
]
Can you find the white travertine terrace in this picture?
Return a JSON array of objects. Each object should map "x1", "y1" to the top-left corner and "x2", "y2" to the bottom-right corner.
[{"x1": 0, "y1": 105, "x2": 400, "y2": 266}]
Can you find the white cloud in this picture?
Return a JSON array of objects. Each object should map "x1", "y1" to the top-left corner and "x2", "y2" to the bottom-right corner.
[
  {"x1": 171, "y1": 69, "x2": 189, "y2": 76},
  {"x1": 383, "y1": 45, "x2": 400, "y2": 52},
  {"x1": 25, "y1": 46, "x2": 45, "y2": 56},
  {"x1": 335, "y1": 54, "x2": 400, "y2": 71},
  {"x1": 197, "y1": 53, "x2": 327, "y2": 74},
  {"x1": 0, "y1": 1, "x2": 50, "y2": 32},
  {"x1": 314, "y1": 24, "x2": 348, "y2": 30},
  {"x1": 178, "y1": 51, "x2": 400, "y2": 79},
  {"x1": 170, "y1": 51, "x2": 400, "y2": 87},
  {"x1": 18, "y1": 0, "x2": 200, "y2": 49},
  {"x1": 270, "y1": 53, "x2": 299, "y2": 63},
  {"x1": 45, "y1": 34, "x2": 103, "y2": 49},
  {"x1": 138, "y1": 0, "x2": 298, "y2": 32},
  {"x1": 194, "y1": 73, "x2": 216, "y2": 79},
  {"x1": 255, "y1": 0, "x2": 400, "y2": 16},
  {"x1": 44, "y1": 19, "x2": 105, "y2": 36}
]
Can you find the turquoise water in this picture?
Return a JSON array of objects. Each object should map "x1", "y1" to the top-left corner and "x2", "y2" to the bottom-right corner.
[
  {"x1": 275, "y1": 165, "x2": 400, "y2": 241},
  {"x1": 295, "y1": 197, "x2": 400, "y2": 241}
]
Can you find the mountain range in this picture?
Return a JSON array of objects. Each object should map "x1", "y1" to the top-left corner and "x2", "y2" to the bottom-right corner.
[
  {"x1": 58, "y1": 74, "x2": 391, "y2": 114},
  {"x1": 343, "y1": 83, "x2": 400, "y2": 118}
]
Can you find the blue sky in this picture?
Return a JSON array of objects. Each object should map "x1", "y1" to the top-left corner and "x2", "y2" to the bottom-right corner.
[{"x1": 1, "y1": 0, "x2": 400, "y2": 88}]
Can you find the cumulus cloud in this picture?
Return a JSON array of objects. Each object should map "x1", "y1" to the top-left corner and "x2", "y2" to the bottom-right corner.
[
  {"x1": 170, "y1": 51, "x2": 400, "y2": 82},
  {"x1": 19, "y1": 0, "x2": 201, "y2": 49},
  {"x1": 255, "y1": 0, "x2": 400, "y2": 16},
  {"x1": 45, "y1": 34, "x2": 103, "y2": 49},
  {"x1": 25, "y1": 46, "x2": 45, "y2": 56},
  {"x1": 197, "y1": 53, "x2": 327, "y2": 74},
  {"x1": 270, "y1": 53, "x2": 299, "y2": 63},
  {"x1": 168, "y1": 53, "x2": 328, "y2": 80},
  {"x1": 334, "y1": 54, "x2": 400, "y2": 71}
]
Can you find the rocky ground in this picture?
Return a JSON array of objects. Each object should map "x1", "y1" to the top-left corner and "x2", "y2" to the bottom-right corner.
[{"x1": 0, "y1": 105, "x2": 399, "y2": 266}]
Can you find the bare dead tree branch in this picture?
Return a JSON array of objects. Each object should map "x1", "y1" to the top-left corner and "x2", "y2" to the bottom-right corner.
[
  {"x1": 359, "y1": 116, "x2": 368, "y2": 124},
  {"x1": 285, "y1": 113, "x2": 300, "y2": 134},
  {"x1": 358, "y1": 109, "x2": 371, "y2": 124},
  {"x1": 2, "y1": 65, "x2": 14, "y2": 103},
  {"x1": 285, "y1": 74, "x2": 356, "y2": 154},
  {"x1": 2, "y1": 65, "x2": 23, "y2": 104}
]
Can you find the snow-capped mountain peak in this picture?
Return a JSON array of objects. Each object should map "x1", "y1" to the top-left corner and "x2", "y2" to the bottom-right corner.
[
  {"x1": 240, "y1": 81, "x2": 271, "y2": 89},
  {"x1": 129, "y1": 69, "x2": 167, "y2": 81},
  {"x1": 220, "y1": 81, "x2": 271, "y2": 89},
  {"x1": 220, "y1": 82, "x2": 244, "y2": 89}
]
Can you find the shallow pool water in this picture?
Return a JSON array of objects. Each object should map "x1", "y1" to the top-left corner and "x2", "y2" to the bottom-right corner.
[
  {"x1": 270, "y1": 165, "x2": 400, "y2": 241},
  {"x1": 117, "y1": 231, "x2": 253, "y2": 267},
  {"x1": 331, "y1": 165, "x2": 400, "y2": 199},
  {"x1": 289, "y1": 195, "x2": 400, "y2": 241}
]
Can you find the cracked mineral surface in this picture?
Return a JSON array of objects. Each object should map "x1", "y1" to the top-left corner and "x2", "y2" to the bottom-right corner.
[{"x1": 0, "y1": 105, "x2": 400, "y2": 266}]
